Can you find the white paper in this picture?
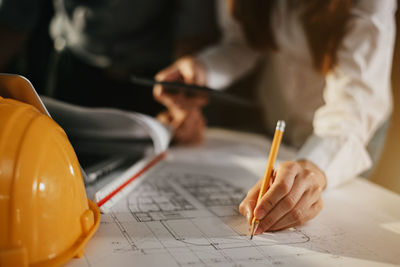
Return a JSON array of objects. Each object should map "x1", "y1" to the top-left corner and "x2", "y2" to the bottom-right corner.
[
  {"x1": 69, "y1": 131, "x2": 400, "y2": 267},
  {"x1": 42, "y1": 96, "x2": 172, "y2": 153}
]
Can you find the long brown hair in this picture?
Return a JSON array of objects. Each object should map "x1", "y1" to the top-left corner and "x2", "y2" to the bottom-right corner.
[{"x1": 231, "y1": 0, "x2": 355, "y2": 75}]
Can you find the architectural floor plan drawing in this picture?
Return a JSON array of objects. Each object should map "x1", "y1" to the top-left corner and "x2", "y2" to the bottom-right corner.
[
  {"x1": 71, "y1": 162, "x2": 314, "y2": 267},
  {"x1": 119, "y1": 168, "x2": 310, "y2": 250},
  {"x1": 68, "y1": 130, "x2": 400, "y2": 267}
]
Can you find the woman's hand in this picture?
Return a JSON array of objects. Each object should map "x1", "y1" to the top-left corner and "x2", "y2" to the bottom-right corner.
[
  {"x1": 155, "y1": 56, "x2": 207, "y2": 86},
  {"x1": 153, "y1": 56, "x2": 208, "y2": 145},
  {"x1": 157, "y1": 108, "x2": 206, "y2": 145},
  {"x1": 239, "y1": 160, "x2": 326, "y2": 234}
]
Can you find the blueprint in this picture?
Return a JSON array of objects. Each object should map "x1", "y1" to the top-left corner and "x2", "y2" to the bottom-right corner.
[{"x1": 68, "y1": 130, "x2": 400, "y2": 267}]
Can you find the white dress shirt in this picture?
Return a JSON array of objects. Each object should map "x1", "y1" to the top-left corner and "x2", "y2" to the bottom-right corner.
[{"x1": 197, "y1": 0, "x2": 397, "y2": 188}]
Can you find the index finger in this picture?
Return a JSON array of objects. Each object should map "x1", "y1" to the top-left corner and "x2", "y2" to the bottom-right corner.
[
  {"x1": 155, "y1": 64, "x2": 183, "y2": 82},
  {"x1": 253, "y1": 162, "x2": 300, "y2": 220},
  {"x1": 239, "y1": 179, "x2": 263, "y2": 224}
]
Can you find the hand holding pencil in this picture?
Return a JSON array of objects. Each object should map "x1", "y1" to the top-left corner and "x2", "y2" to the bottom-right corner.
[{"x1": 239, "y1": 121, "x2": 327, "y2": 237}]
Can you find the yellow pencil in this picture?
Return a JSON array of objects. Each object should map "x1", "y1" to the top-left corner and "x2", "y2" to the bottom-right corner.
[{"x1": 250, "y1": 120, "x2": 285, "y2": 239}]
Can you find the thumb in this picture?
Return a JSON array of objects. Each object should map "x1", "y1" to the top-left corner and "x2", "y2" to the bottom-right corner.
[
  {"x1": 179, "y1": 59, "x2": 196, "y2": 84},
  {"x1": 155, "y1": 64, "x2": 182, "y2": 82}
]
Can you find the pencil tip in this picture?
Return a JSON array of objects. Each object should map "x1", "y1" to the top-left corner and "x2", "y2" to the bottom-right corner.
[{"x1": 249, "y1": 221, "x2": 259, "y2": 240}]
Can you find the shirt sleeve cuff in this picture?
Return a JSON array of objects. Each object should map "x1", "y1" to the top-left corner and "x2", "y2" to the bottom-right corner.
[
  {"x1": 196, "y1": 43, "x2": 260, "y2": 90},
  {"x1": 296, "y1": 134, "x2": 372, "y2": 189},
  {"x1": 196, "y1": 47, "x2": 233, "y2": 90}
]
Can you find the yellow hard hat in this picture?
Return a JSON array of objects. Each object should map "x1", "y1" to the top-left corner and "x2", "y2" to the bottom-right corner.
[{"x1": 0, "y1": 97, "x2": 100, "y2": 267}]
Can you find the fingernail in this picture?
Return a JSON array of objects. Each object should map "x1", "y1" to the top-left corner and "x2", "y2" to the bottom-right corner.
[{"x1": 255, "y1": 209, "x2": 266, "y2": 220}]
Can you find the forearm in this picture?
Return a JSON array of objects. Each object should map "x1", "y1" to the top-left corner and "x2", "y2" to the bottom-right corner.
[{"x1": 296, "y1": 0, "x2": 396, "y2": 188}]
